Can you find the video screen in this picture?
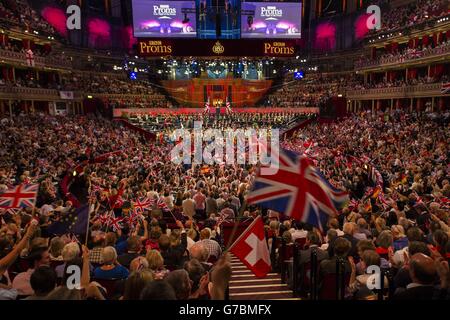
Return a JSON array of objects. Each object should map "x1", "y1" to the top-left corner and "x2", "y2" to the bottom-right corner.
[
  {"x1": 241, "y1": 2, "x2": 302, "y2": 39},
  {"x1": 132, "y1": 0, "x2": 197, "y2": 38}
]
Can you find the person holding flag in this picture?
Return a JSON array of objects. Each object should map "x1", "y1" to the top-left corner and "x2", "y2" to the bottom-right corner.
[
  {"x1": 225, "y1": 97, "x2": 233, "y2": 114},
  {"x1": 203, "y1": 97, "x2": 211, "y2": 114}
]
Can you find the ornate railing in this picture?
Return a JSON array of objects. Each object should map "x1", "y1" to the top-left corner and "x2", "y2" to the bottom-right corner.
[
  {"x1": 0, "y1": 86, "x2": 81, "y2": 100},
  {"x1": 355, "y1": 45, "x2": 450, "y2": 70},
  {"x1": 0, "y1": 49, "x2": 72, "y2": 69},
  {"x1": 346, "y1": 83, "x2": 443, "y2": 99}
]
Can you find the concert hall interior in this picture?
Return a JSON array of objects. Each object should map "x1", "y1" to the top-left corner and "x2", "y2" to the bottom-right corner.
[{"x1": 0, "y1": 0, "x2": 449, "y2": 304}]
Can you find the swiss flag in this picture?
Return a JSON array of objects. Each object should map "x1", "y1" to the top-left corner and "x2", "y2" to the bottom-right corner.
[{"x1": 229, "y1": 216, "x2": 271, "y2": 278}]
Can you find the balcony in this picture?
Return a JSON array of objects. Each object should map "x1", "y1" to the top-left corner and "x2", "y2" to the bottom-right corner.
[
  {"x1": 0, "y1": 49, "x2": 72, "y2": 70},
  {"x1": 355, "y1": 45, "x2": 450, "y2": 71},
  {"x1": 346, "y1": 83, "x2": 443, "y2": 100},
  {"x1": 365, "y1": 13, "x2": 450, "y2": 45},
  {"x1": 0, "y1": 86, "x2": 82, "y2": 101}
]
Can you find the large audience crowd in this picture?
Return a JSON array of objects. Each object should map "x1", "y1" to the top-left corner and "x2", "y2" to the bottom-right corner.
[
  {"x1": 356, "y1": 40, "x2": 450, "y2": 69},
  {"x1": 0, "y1": 0, "x2": 56, "y2": 35},
  {"x1": 260, "y1": 75, "x2": 348, "y2": 108},
  {"x1": 0, "y1": 108, "x2": 448, "y2": 300},
  {"x1": 369, "y1": 0, "x2": 448, "y2": 36}
]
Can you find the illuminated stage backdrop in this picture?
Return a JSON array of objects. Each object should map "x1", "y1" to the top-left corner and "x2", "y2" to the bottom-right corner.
[
  {"x1": 132, "y1": 0, "x2": 197, "y2": 38},
  {"x1": 241, "y1": 2, "x2": 302, "y2": 39}
]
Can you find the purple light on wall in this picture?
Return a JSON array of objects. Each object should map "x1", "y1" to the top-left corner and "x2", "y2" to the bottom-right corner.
[
  {"x1": 355, "y1": 13, "x2": 371, "y2": 40},
  {"x1": 123, "y1": 26, "x2": 137, "y2": 50},
  {"x1": 88, "y1": 18, "x2": 111, "y2": 48},
  {"x1": 41, "y1": 6, "x2": 68, "y2": 37},
  {"x1": 314, "y1": 22, "x2": 336, "y2": 51}
]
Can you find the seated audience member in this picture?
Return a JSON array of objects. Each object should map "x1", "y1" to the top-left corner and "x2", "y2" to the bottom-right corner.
[
  {"x1": 24, "y1": 266, "x2": 57, "y2": 300},
  {"x1": 199, "y1": 228, "x2": 222, "y2": 260},
  {"x1": 55, "y1": 242, "x2": 80, "y2": 278},
  {"x1": 393, "y1": 241, "x2": 432, "y2": 290},
  {"x1": 129, "y1": 256, "x2": 149, "y2": 273},
  {"x1": 12, "y1": 247, "x2": 50, "y2": 296},
  {"x1": 300, "y1": 231, "x2": 329, "y2": 265},
  {"x1": 348, "y1": 250, "x2": 388, "y2": 300},
  {"x1": 159, "y1": 221, "x2": 188, "y2": 269},
  {"x1": 93, "y1": 246, "x2": 129, "y2": 280},
  {"x1": 189, "y1": 242, "x2": 212, "y2": 271},
  {"x1": 184, "y1": 259, "x2": 209, "y2": 299},
  {"x1": 342, "y1": 222, "x2": 359, "y2": 257},
  {"x1": 89, "y1": 233, "x2": 105, "y2": 265},
  {"x1": 118, "y1": 236, "x2": 142, "y2": 269},
  {"x1": 146, "y1": 250, "x2": 169, "y2": 279},
  {"x1": 165, "y1": 269, "x2": 192, "y2": 300},
  {"x1": 392, "y1": 225, "x2": 408, "y2": 252},
  {"x1": 354, "y1": 218, "x2": 371, "y2": 240},
  {"x1": 392, "y1": 227, "x2": 424, "y2": 268},
  {"x1": 140, "y1": 280, "x2": 177, "y2": 300},
  {"x1": 393, "y1": 253, "x2": 448, "y2": 300},
  {"x1": 328, "y1": 218, "x2": 344, "y2": 237},
  {"x1": 320, "y1": 237, "x2": 352, "y2": 277},
  {"x1": 321, "y1": 229, "x2": 338, "y2": 252},
  {"x1": 48, "y1": 237, "x2": 64, "y2": 262},
  {"x1": 122, "y1": 270, "x2": 153, "y2": 300},
  {"x1": 290, "y1": 221, "x2": 308, "y2": 241},
  {"x1": 375, "y1": 230, "x2": 394, "y2": 261}
]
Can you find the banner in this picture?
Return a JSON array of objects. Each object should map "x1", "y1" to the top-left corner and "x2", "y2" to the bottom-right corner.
[
  {"x1": 59, "y1": 91, "x2": 74, "y2": 100},
  {"x1": 138, "y1": 39, "x2": 299, "y2": 57}
]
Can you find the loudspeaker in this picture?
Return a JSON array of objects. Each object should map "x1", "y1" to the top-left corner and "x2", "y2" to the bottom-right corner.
[{"x1": 216, "y1": 13, "x2": 221, "y2": 37}]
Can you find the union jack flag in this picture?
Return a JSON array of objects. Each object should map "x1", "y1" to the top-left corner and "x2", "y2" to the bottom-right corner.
[
  {"x1": 440, "y1": 82, "x2": 450, "y2": 94},
  {"x1": 347, "y1": 199, "x2": 359, "y2": 211},
  {"x1": 0, "y1": 184, "x2": 39, "y2": 209},
  {"x1": 246, "y1": 148, "x2": 348, "y2": 230},
  {"x1": 157, "y1": 198, "x2": 170, "y2": 212},
  {"x1": 132, "y1": 197, "x2": 154, "y2": 213},
  {"x1": 98, "y1": 212, "x2": 111, "y2": 226},
  {"x1": 108, "y1": 213, "x2": 124, "y2": 232}
]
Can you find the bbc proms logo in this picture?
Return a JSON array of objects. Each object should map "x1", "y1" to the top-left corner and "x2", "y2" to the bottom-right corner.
[
  {"x1": 153, "y1": 4, "x2": 177, "y2": 16},
  {"x1": 261, "y1": 6, "x2": 283, "y2": 18}
]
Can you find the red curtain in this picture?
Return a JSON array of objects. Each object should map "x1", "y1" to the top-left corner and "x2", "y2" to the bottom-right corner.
[
  {"x1": 22, "y1": 39, "x2": 35, "y2": 50},
  {"x1": 371, "y1": 47, "x2": 376, "y2": 59},
  {"x1": 408, "y1": 39, "x2": 414, "y2": 49},
  {"x1": 422, "y1": 35, "x2": 429, "y2": 47},
  {"x1": 0, "y1": 34, "x2": 8, "y2": 45},
  {"x1": 391, "y1": 42, "x2": 398, "y2": 53},
  {"x1": 385, "y1": 43, "x2": 391, "y2": 53},
  {"x1": 429, "y1": 65, "x2": 445, "y2": 78},
  {"x1": 408, "y1": 68, "x2": 418, "y2": 79}
]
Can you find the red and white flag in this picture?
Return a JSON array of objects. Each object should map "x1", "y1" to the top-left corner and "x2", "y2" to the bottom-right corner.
[
  {"x1": 25, "y1": 49, "x2": 35, "y2": 67},
  {"x1": 229, "y1": 215, "x2": 271, "y2": 278}
]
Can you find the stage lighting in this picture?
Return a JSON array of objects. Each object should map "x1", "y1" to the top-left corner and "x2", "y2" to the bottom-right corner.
[
  {"x1": 294, "y1": 71, "x2": 304, "y2": 80},
  {"x1": 129, "y1": 72, "x2": 137, "y2": 80}
]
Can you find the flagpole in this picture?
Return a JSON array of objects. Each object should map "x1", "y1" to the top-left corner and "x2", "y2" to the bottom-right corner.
[
  {"x1": 224, "y1": 200, "x2": 248, "y2": 251},
  {"x1": 85, "y1": 183, "x2": 93, "y2": 246}
]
